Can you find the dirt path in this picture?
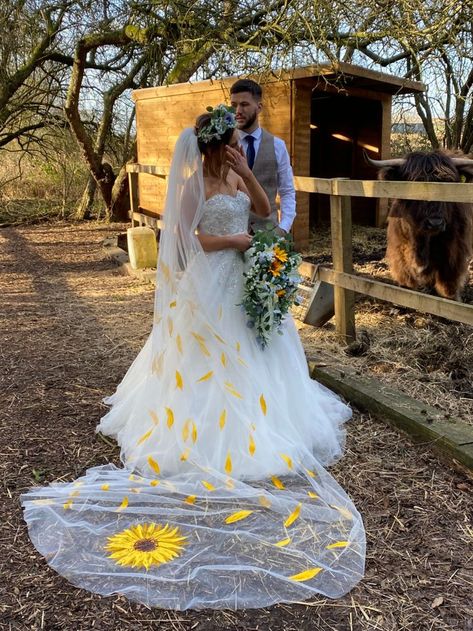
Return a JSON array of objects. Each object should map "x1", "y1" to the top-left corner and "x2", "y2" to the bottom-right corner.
[{"x1": 0, "y1": 224, "x2": 471, "y2": 631}]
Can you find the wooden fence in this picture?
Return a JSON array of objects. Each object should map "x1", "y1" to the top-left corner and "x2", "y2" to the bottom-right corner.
[{"x1": 126, "y1": 164, "x2": 473, "y2": 342}]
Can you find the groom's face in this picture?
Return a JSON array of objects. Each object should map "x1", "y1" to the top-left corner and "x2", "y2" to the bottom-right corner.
[{"x1": 230, "y1": 92, "x2": 262, "y2": 131}]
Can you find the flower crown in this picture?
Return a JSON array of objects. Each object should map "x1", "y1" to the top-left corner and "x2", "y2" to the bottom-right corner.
[{"x1": 197, "y1": 104, "x2": 237, "y2": 144}]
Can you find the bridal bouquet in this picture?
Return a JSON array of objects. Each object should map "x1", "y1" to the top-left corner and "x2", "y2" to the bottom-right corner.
[{"x1": 241, "y1": 229, "x2": 302, "y2": 349}]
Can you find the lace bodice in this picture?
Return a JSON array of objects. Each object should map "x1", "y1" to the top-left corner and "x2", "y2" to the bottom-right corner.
[
  {"x1": 198, "y1": 191, "x2": 250, "y2": 235},
  {"x1": 198, "y1": 191, "x2": 251, "y2": 291}
]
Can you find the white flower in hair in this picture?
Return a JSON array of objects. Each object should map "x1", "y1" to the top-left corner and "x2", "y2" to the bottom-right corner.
[{"x1": 197, "y1": 104, "x2": 237, "y2": 144}]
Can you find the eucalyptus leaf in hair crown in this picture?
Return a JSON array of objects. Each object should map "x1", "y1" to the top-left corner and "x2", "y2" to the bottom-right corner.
[{"x1": 197, "y1": 104, "x2": 237, "y2": 144}]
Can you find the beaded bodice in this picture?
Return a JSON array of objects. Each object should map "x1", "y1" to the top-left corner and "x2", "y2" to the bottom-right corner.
[
  {"x1": 199, "y1": 191, "x2": 250, "y2": 235},
  {"x1": 198, "y1": 192, "x2": 250, "y2": 292}
]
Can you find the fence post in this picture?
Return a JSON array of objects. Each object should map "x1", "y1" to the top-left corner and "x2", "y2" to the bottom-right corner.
[
  {"x1": 128, "y1": 171, "x2": 139, "y2": 227},
  {"x1": 330, "y1": 190, "x2": 356, "y2": 343}
]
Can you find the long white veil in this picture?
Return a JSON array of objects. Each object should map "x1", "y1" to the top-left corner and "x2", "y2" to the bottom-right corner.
[{"x1": 21, "y1": 127, "x2": 365, "y2": 610}]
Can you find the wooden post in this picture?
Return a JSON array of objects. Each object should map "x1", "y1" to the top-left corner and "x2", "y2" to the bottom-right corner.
[
  {"x1": 330, "y1": 190, "x2": 356, "y2": 343},
  {"x1": 128, "y1": 172, "x2": 139, "y2": 227},
  {"x1": 376, "y1": 97, "x2": 392, "y2": 227}
]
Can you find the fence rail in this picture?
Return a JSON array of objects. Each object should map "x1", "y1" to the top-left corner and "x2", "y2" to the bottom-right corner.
[{"x1": 126, "y1": 164, "x2": 473, "y2": 340}]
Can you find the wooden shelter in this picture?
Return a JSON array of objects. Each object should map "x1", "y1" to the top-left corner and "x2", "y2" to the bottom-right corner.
[{"x1": 131, "y1": 63, "x2": 424, "y2": 248}]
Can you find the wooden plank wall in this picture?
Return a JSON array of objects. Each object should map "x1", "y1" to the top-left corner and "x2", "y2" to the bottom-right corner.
[{"x1": 134, "y1": 80, "x2": 292, "y2": 219}]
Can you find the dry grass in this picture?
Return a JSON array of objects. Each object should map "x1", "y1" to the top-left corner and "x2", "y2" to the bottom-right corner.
[
  {"x1": 299, "y1": 225, "x2": 473, "y2": 425},
  {"x1": 0, "y1": 223, "x2": 472, "y2": 631}
]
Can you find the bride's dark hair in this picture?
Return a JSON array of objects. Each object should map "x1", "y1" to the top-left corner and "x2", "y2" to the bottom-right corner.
[{"x1": 194, "y1": 113, "x2": 235, "y2": 181}]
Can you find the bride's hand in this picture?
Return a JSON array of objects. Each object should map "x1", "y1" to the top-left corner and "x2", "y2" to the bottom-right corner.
[
  {"x1": 231, "y1": 232, "x2": 253, "y2": 252},
  {"x1": 225, "y1": 145, "x2": 252, "y2": 179}
]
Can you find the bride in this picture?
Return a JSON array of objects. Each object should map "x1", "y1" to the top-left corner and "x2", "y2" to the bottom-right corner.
[{"x1": 22, "y1": 105, "x2": 365, "y2": 610}]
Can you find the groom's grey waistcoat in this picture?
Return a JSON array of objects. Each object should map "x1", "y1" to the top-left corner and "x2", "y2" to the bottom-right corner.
[{"x1": 250, "y1": 129, "x2": 278, "y2": 231}]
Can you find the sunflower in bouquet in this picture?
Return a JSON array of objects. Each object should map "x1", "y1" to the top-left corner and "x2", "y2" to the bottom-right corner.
[{"x1": 241, "y1": 229, "x2": 302, "y2": 349}]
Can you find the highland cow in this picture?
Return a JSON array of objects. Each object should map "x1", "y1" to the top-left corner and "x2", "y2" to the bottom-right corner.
[{"x1": 366, "y1": 151, "x2": 473, "y2": 301}]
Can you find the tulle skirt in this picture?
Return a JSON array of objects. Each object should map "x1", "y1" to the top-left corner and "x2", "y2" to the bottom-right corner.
[{"x1": 22, "y1": 250, "x2": 365, "y2": 609}]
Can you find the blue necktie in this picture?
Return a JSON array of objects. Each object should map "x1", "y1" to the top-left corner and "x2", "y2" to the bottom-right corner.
[{"x1": 246, "y1": 135, "x2": 255, "y2": 170}]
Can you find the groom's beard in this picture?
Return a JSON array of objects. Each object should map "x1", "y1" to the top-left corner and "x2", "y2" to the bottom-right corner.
[{"x1": 238, "y1": 111, "x2": 257, "y2": 130}]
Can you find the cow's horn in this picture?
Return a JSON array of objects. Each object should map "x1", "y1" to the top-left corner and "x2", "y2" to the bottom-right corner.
[
  {"x1": 363, "y1": 151, "x2": 405, "y2": 168},
  {"x1": 451, "y1": 157, "x2": 473, "y2": 167}
]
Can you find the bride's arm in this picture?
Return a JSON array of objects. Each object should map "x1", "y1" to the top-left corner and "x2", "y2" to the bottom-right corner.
[
  {"x1": 197, "y1": 232, "x2": 251, "y2": 252},
  {"x1": 225, "y1": 145, "x2": 271, "y2": 218}
]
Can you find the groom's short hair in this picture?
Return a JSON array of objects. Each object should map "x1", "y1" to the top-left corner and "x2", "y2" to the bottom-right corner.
[{"x1": 230, "y1": 79, "x2": 262, "y2": 101}]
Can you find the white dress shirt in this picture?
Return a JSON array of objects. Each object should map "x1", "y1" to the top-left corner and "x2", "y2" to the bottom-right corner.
[{"x1": 239, "y1": 127, "x2": 296, "y2": 233}]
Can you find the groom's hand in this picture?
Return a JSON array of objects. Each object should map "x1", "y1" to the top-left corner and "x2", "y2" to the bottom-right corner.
[
  {"x1": 274, "y1": 226, "x2": 288, "y2": 237},
  {"x1": 225, "y1": 145, "x2": 252, "y2": 179}
]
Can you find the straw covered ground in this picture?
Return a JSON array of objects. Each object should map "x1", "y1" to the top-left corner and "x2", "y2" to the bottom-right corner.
[
  {"x1": 300, "y1": 225, "x2": 473, "y2": 426},
  {"x1": 0, "y1": 223, "x2": 472, "y2": 631}
]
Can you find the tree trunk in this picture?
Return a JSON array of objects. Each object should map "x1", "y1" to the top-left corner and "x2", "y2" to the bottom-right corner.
[
  {"x1": 75, "y1": 176, "x2": 97, "y2": 220},
  {"x1": 110, "y1": 164, "x2": 130, "y2": 222}
]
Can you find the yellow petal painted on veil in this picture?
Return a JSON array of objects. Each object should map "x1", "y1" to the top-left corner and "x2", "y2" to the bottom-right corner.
[
  {"x1": 191, "y1": 421, "x2": 198, "y2": 444},
  {"x1": 137, "y1": 428, "x2": 153, "y2": 446},
  {"x1": 197, "y1": 370, "x2": 213, "y2": 383},
  {"x1": 191, "y1": 331, "x2": 210, "y2": 356},
  {"x1": 259, "y1": 394, "x2": 267, "y2": 416},
  {"x1": 160, "y1": 261, "x2": 171, "y2": 283},
  {"x1": 214, "y1": 332, "x2": 226, "y2": 344},
  {"x1": 185, "y1": 495, "x2": 196, "y2": 504},
  {"x1": 305, "y1": 468, "x2": 316, "y2": 478},
  {"x1": 219, "y1": 409, "x2": 227, "y2": 430},
  {"x1": 275, "y1": 537, "x2": 291, "y2": 547},
  {"x1": 224, "y1": 453, "x2": 232, "y2": 474},
  {"x1": 180, "y1": 448, "x2": 190, "y2": 461},
  {"x1": 182, "y1": 419, "x2": 191, "y2": 442},
  {"x1": 225, "y1": 478, "x2": 235, "y2": 490},
  {"x1": 224, "y1": 381, "x2": 243, "y2": 399},
  {"x1": 271, "y1": 476, "x2": 285, "y2": 490},
  {"x1": 289, "y1": 568, "x2": 322, "y2": 582},
  {"x1": 167, "y1": 317, "x2": 174, "y2": 336},
  {"x1": 176, "y1": 334, "x2": 183, "y2": 354},
  {"x1": 225, "y1": 510, "x2": 253, "y2": 524},
  {"x1": 258, "y1": 495, "x2": 272, "y2": 508},
  {"x1": 175, "y1": 370, "x2": 183, "y2": 390},
  {"x1": 280, "y1": 453, "x2": 293, "y2": 470},
  {"x1": 284, "y1": 502, "x2": 302, "y2": 528},
  {"x1": 101, "y1": 484, "x2": 110, "y2": 491},
  {"x1": 191, "y1": 332, "x2": 206, "y2": 342},
  {"x1": 147, "y1": 456, "x2": 160, "y2": 475},
  {"x1": 237, "y1": 356, "x2": 248, "y2": 367},
  {"x1": 235, "y1": 341, "x2": 241, "y2": 352},
  {"x1": 150, "y1": 480, "x2": 160, "y2": 487},
  {"x1": 308, "y1": 491, "x2": 318, "y2": 499},
  {"x1": 218, "y1": 305, "x2": 223, "y2": 320},
  {"x1": 63, "y1": 500, "x2": 73, "y2": 510},
  {"x1": 201, "y1": 480, "x2": 216, "y2": 492},
  {"x1": 220, "y1": 352, "x2": 227, "y2": 367},
  {"x1": 326, "y1": 541, "x2": 350, "y2": 549},
  {"x1": 249, "y1": 434, "x2": 256, "y2": 456},
  {"x1": 198, "y1": 341, "x2": 210, "y2": 357},
  {"x1": 152, "y1": 352, "x2": 164, "y2": 376},
  {"x1": 169, "y1": 300, "x2": 177, "y2": 308},
  {"x1": 117, "y1": 496, "x2": 129, "y2": 511},
  {"x1": 165, "y1": 407, "x2": 174, "y2": 428},
  {"x1": 149, "y1": 409, "x2": 159, "y2": 425}
]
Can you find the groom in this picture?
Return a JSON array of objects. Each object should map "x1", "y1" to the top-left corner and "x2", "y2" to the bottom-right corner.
[{"x1": 230, "y1": 79, "x2": 296, "y2": 236}]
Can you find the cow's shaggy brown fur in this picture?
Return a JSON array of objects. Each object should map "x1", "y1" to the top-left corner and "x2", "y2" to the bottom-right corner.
[{"x1": 379, "y1": 151, "x2": 473, "y2": 300}]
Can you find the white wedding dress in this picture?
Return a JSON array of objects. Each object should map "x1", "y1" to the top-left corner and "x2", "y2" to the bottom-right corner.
[{"x1": 22, "y1": 130, "x2": 365, "y2": 610}]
